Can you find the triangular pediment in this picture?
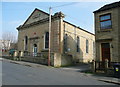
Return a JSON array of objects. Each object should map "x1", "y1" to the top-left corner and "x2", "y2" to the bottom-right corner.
[{"x1": 23, "y1": 8, "x2": 49, "y2": 26}]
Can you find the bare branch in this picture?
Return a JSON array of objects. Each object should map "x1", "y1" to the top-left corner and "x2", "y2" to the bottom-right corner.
[{"x1": 2, "y1": 32, "x2": 17, "y2": 50}]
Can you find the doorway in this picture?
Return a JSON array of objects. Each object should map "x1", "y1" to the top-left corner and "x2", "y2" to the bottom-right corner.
[
  {"x1": 33, "y1": 44, "x2": 37, "y2": 56},
  {"x1": 101, "y1": 43, "x2": 111, "y2": 67}
]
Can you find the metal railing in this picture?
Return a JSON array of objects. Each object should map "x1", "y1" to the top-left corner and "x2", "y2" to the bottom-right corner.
[
  {"x1": 21, "y1": 52, "x2": 51, "y2": 65},
  {"x1": 23, "y1": 51, "x2": 54, "y2": 59},
  {"x1": 94, "y1": 61, "x2": 120, "y2": 72},
  {"x1": 24, "y1": 52, "x2": 43, "y2": 57}
]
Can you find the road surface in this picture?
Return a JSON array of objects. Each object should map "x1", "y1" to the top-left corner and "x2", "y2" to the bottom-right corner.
[{"x1": 2, "y1": 60, "x2": 116, "y2": 85}]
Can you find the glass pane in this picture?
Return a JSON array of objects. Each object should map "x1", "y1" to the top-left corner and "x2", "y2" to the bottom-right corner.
[
  {"x1": 100, "y1": 20, "x2": 112, "y2": 29},
  {"x1": 86, "y1": 40, "x2": 89, "y2": 53},
  {"x1": 25, "y1": 36, "x2": 28, "y2": 50},
  {"x1": 46, "y1": 32, "x2": 49, "y2": 40},
  {"x1": 77, "y1": 37, "x2": 80, "y2": 52},
  {"x1": 101, "y1": 43, "x2": 110, "y2": 48},
  {"x1": 64, "y1": 34, "x2": 68, "y2": 52},
  {"x1": 100, "y1": 14, "x2": 110, "y2": 21},
  {"x1": 45, "y1": 32, "x2": 49, "y2": 48},
  {"x1": 77, "y1": 37, "x2": 79, "y2": 45}
]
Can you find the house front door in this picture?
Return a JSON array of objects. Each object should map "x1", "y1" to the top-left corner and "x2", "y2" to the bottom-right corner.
[{"x1": 101, "y1": 43, "x2": 110, "y2": 67}]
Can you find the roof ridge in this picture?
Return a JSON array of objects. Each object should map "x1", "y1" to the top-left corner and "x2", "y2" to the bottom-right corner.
[
  {"x1": 35, "y1": 8, "x2": 49, "y2": 15},
  {"x1": 94, "y1": 1, "x2": 120, "y2": 13},
  {"x1": 63, "y1": 20, "x2": 95, "y2": 35}
]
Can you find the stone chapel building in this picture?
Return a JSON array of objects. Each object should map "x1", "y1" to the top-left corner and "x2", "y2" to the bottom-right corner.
[{"x1": 17, "y1": 8, "x2": 95, "y2": 67}]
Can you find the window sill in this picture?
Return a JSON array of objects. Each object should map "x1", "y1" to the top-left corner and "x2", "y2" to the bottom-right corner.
[
  {"x1": 97, "y1": 29, "x2": 112, "y2": 33},
  {"x1": 41, "y1": 49, "x2": 49, "y2": 52}
]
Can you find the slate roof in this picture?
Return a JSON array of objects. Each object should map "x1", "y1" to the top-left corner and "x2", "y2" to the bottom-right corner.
[
  {"x1": 17, "y1": 8, "x2": 94, "y2": 35},
  {"x1": 94, "y1": 1, "x2": 120, "y2": 13}
]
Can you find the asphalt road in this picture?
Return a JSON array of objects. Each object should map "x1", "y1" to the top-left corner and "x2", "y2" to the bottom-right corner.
[{"x1": 2, "y1": 60, "x2": 116, "y2": 85}]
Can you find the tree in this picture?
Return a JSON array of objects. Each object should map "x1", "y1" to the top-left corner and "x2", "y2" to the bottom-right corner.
[{"x1": 2, "y1": 32, "x2": 17, "y2": 50}]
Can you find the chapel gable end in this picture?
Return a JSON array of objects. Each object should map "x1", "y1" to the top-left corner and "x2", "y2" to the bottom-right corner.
[{"x1": 23, "y1": 8, "x2": 49, "y2": 26}]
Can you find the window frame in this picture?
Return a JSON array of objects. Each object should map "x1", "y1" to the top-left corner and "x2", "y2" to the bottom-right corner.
[
  {"x1": 44, "y1": 32, "x2": 49, "y2": 49},
  {"x1": 86, "y1": 39, "x2": 89, "y2": 53},
  {"x1": 64, "y1": 34, "x2": 68, "y2": 52},
  {"x1": 99, "y1": 13, "x2": 112, "y2": 30},
  {"x1": 24, "y1": 36, "x2": 28, "y2": 51},
  {"x1": 76, "y1": 36, "x2": 80, "y2": 52}
]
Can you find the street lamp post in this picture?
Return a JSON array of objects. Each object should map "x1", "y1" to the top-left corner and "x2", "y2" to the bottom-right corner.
[{"x1": 48, "y1": 7, "x2": 52, "y2": 66}]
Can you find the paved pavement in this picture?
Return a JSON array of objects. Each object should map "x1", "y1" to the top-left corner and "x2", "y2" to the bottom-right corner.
[
  {"x1": 0, "y1": 58, "x2": 2, "y2": 87},
  {"x1": 59, "y1": 63, "x2": 120, "y2": 85},
  {"x1": 1, "y1": 58, "x2": 120, "y2": 85}
]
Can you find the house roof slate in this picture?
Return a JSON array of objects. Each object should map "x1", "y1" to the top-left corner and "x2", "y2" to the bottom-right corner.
[
  {"x1": 94, "y1": 1, "x2": 120, "y2": 13},
  {"x1": 17, "y1": 8, "x2": 94, "y2": 35}
]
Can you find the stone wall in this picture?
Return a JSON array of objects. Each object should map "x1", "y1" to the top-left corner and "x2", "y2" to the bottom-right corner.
[
  {"x1": 94, "y1": 7, "x2": 120, "y2": 62},
  {"x1": 62, "y1": 22, "x2": 95, "y2": 63},
  {"x1": 53, "y1": 53, "x2": 73, "y2": 67}
]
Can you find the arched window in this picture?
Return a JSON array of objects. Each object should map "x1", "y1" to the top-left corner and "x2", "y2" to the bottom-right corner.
[
  {"x1": 77, "y1": 36, "x2": 80, "y2": 52},
  {"x1": 45, "y1": 32, "x2": 49, "y2": 49},
  {"x1": 24, "y1": 36, "x2": 28, "y2": 51},
  {"x1": 86, "y1": 39, "x2": 89, "y2": 53},
  {"x1": 64, "y1": 34, "x2": 68, "y2": 52}
]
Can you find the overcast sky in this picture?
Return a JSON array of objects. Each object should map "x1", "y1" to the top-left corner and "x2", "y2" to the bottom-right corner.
[{"x1": 1, "y1": 0, "x2": 120, "y2": 39}]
